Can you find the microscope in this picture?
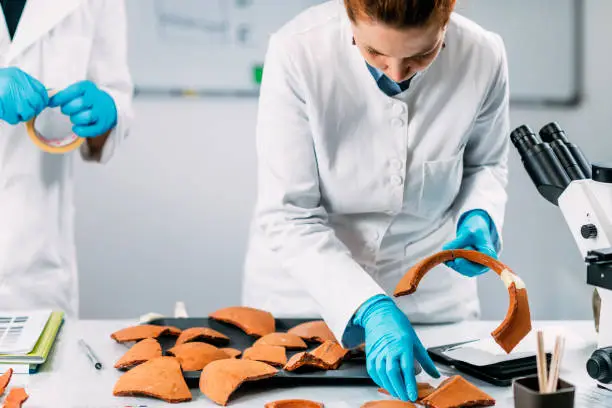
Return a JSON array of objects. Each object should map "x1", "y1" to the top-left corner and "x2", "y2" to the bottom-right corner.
[{"x1": 511, "y1": 122, "x2": 612, "y2": 389}]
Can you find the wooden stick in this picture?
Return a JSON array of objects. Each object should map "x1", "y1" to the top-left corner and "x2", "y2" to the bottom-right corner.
[
  {"x1": 545, "y1": 336, "x2": 560, "y2": 393},
  {"x1": 536, "y1": 330, "x2": 547, "y2": 393},
  {"x1": 547, "y1": 335, "x2": 565, "y2": 393}
]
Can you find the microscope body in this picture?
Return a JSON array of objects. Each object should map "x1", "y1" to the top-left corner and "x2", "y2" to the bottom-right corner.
[
  {"x1": 558, "y1": 174, "x2": 612, "y2": 389},
  {"x1": 511, "y1": 123, "x2": 612, "y2": 388}
]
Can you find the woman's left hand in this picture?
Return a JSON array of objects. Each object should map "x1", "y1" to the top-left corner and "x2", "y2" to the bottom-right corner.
[{"x1": 442, "y1": 209, "x2": 498, "y2": 277}]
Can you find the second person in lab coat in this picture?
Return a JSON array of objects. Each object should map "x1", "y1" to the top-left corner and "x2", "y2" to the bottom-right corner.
[
  {"x1": 243, "y1": 0, "x2": 509, "y2": 401},
  {"x1": 0, "y1": 0, "x2": 133, "y2": 316}
]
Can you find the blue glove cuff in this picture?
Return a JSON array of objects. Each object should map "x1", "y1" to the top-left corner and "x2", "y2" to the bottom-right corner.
[{"x1": 352, "y1": 294, "x2": 392, "y2": 327}]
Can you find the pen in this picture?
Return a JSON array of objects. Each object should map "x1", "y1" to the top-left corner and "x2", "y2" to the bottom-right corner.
[{"x1": 78, "y1": 338, "x2": 103, "y2": 369}]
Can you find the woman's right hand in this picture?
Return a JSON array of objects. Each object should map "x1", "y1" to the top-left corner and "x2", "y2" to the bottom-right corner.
[
  {"x1": 0, "y1": 67, "x2": 48, "y2": 125},
  {"x1": 353, "y1": 294, "x2": 440, "y2": 402}
]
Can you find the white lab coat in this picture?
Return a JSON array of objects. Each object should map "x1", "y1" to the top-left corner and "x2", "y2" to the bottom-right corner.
[
  {"x1": 242, "y1": 1, "x2": 509, "y2": 347},
  {"x1": 0, "y1": 0, "x2": 133, "y2": 316}
]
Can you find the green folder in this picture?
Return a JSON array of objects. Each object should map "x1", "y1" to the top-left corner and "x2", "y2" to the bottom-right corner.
[{"x1": 0, "y1": 311, "x2": 64, "y2": 368}]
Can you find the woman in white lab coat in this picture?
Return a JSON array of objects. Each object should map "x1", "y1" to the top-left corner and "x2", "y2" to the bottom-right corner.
[
  {"x1": 243, "y1": 0, "x2": 508, "y2": 401},
  {"x1": 0, "y1": 0, "x2": 133, "y2": 316}
]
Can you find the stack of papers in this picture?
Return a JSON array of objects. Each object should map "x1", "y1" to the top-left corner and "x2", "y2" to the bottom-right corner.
[{"x1": 0, "y1": 310, "x2": 64, "y2": 373}]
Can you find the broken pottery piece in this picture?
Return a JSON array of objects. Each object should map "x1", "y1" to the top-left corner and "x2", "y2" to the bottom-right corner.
[
  {"x1": 0, "y1": 369, "x2": 12, "y2": 396},
  {"x1": 284, "y1": 341, "x2": 348, "y2": 372},
  {"x1": 421, "y1": 375, "x2": 495, "y2": 408},
  {"x1": 287, "y1": 321, "x2": 337, "y2": 343},
  {"x1": 221, "y1": 348, "x2": 242, "y2": 358},
  {"x1": 199, "y1": 359, "x2": 278, "y2": 406},
  {"x1": 209, "y1": 306, "x2": 275, "y2": 338},
  {"x1": 242, "y1": 345, "x2": 287, "y2": 367},
  {"x1": 253, "y1": 333, "x2": 308, "y2": 350},
  {"x1": 393, "y1": 249, "x2": 531, "y2": 353},
  {"x1": 113, "y1": 357, "x2": 192, "y2": 403},
  {"x1": 265, "y1": 399, "x2": 325, "y2": 408},
  {"x1": 114, "y1": 338, "x2": 162, "y2": 369},
  {"x1": 175, "y1": 327, "x2": 230, "y2": 347},
  {"x1": 167, "y1": 342, "x2": 228, "y2": 371},
  {"x1": 110, "y1": 325, "x2": 182, "y2": 343},
  {"x1": 3, "y1": 387, "x2": 28, "y2": 408}
]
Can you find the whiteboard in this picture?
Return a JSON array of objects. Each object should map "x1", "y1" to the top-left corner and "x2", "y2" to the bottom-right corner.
[
  {"x1": 126, "y1": 0, "x2": 582, "y2": 105},
  {"x1": 454, "y1": 0, "x2": 582, "y2": 106},
  {"x1": 125, "y1": 0, "x2": 321, "y2": 96}
]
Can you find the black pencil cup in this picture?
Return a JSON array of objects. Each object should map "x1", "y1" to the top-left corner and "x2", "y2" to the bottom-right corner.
[{"x1": 513, "y1": 374, "x2": 575, "y2": 408}]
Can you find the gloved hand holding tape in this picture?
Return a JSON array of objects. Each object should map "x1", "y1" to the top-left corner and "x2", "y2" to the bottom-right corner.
[
  {"x1": 0, "y1": 67, "x2": 117, "y2": 154},
  {"x1": 25, "y1": 89, "x2": 85, "y2": 154}
]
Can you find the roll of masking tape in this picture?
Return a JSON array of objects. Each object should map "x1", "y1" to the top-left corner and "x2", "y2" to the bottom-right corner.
[{"x1": 25, "y1": 90, "x2": 85, "y2": 154}]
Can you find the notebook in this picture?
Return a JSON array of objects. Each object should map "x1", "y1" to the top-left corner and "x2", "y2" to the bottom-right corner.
[
  {"x1": 0, "y1": 310, "x2": 51, "y2": 355},
  {"x1": 0, "y1": 311, "x2": 64, "y2": 374}
]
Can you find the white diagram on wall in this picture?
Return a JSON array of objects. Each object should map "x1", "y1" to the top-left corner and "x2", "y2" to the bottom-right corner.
[{"x1": 154, "y1": 0, "x2": 231, "y2": 44}]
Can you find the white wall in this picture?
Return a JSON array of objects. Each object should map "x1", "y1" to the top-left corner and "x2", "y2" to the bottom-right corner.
[
  {"x1": 75, "y1": 1, "x2": 612, "y2": 320},
  {"x1": 75, "y1": 98, "x2": 259, "y2": 318}
]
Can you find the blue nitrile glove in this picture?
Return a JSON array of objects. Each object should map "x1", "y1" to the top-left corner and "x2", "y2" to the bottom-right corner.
[
  {"x1": 442, "y1": 209, "x2": 499, "y2": 277},
  {"x1": 48, "y1": 80, "x2": 117, "y2": 138},
  {"x1": 353, "y1": 294, "x2": 440, "y2": 402},
  {"x1": 0, "y1": 67, "x2": 49, "y2": 125}
]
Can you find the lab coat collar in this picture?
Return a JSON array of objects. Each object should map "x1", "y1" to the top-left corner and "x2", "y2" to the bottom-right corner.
[
  {"x1": 350, "y1": 28, "x2": 448, "y2": 93},
  {"x1": 365, "y1": 61, "x2": 385, "y2": 82},
  {"x1": 6, "y1": 0, "x2": 83, "y2": 63}
]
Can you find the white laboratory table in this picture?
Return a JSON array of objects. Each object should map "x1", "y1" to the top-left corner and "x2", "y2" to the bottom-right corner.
[{"x1": 9, "y1": 319, "x2": 612, "y2": 407}]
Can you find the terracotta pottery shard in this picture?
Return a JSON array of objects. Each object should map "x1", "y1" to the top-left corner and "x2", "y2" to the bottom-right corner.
[
  {"x1": 416, "y1": 383, "x2": 436, "y2": 401},
  {"x1": 310, "y1": 341, "x2": 348, "y2": 369},
  {"x1": 113, "y1": 356, "x2": 192, "y2": 403},
  {"x1": 284, "y1": 341, "x2": 348, "y2": 371},
  {"x1": 199, "y1": 358, "x2": 278, "y2": 406},
  {"x1": 253, "y1": 333, "x2": 308, "y2": 350},
  {"x1": 115, "y1": 338, "x2": 162, "y2": 369},
  {"x1": 209, "y1": 306, "x2": 275, "y2": 338},
  {"x1": 287, "y1": 321, "x2": 337, "y2": 343},
  {"x1": 284, "y1": 352, "x2": 315, "y2": 372},
  {"x1": 165, "y1": 326, "x2": 182, "y2": 336},
  {"x1": 2, "y1": 387, "x2": 28, "y2": 408},
  {"x1": 361, "y1": 402, "x2": 416, "y2": 408},
  {"x1": 421, "y1": 375, "x2": 495, "y2": 408},
  {"x1": 167, "y1": 342, "x2": 228, "y2": 371},
  {"x1": 0, "y1": 369, "x2": 13, "y2": 396},
  {"x1": 110, "y1": 325, "x2": 182, "y2": 343},
  {"x1": 242, "y1": 345, "x2": 287, "y2": 367},
  {"x1": 265, "y1": 399, "x2": 324, "y2": 408},
  {"x1": 378, "y1": 382, "x2": 435, "y2": 402},
  {"x1": 393, "y1": 249, "x2": 532, "y2": 353},
  {"x1": 221, "y1": 348, "x2": 242, "y2": 358},
  {"x1": 175, "y1": 327, "x2": 230, "y2": 346}
]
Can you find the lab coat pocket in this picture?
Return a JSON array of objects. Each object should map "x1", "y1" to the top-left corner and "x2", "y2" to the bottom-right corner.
[{"x1": 418, "y1": 147, "x2": 465, "y2": 219}]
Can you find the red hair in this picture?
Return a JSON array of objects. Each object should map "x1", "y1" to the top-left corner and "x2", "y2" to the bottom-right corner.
[{"x1": 344, "y1": 0, "x2": 456, "y2": 28}]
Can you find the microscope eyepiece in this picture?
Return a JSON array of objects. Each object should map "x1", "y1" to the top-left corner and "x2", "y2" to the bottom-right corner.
[
  {"x1": 539, "y1": 122, "x2": 569, "y2": 144},
  {"x1": 510, "y1": 125, "x2": 538, "y2": 157},
  {"x1": 510, "y1": 124, "x2": 571, "y2": 205},
  {"x1": 539, "y1": 122, "x2": 591, "y2": 179}
]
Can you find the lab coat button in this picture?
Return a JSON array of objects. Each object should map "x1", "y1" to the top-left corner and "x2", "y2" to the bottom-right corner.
[
  {"x1": 391, "y1": 118, "x2": 404, "y2": 127},
  {"x1": 392, "y1": 103, "x2": 406, "y2": 115},
  {"x1": 390, "y1": 175, "x2": 403, "y2": 186},
  {"x1": 390, "y1": 159, "x2": 402, "y2": 170}
]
